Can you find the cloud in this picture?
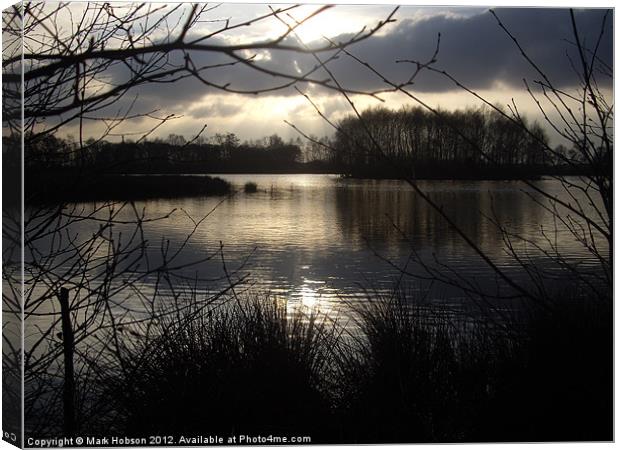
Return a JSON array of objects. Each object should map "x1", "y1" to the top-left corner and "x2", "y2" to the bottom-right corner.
[
  {"x1": 103, "y1": 7, "x2": 612, "y2": 114},
  {"x1": 315, "y1": 7, "x2": 613, "y2": 94},
  {"x1": 188, "y1": 101, "x2": 243, "y2": 119},
  {"x1": 207, "y1": 8, "x2": 612, "y2": 96}
]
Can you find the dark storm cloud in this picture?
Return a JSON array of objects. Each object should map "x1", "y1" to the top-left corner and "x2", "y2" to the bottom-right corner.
[
  {"x1": 319, "y1": 7, "x2": 613, "y2": 94},
  {"x1": 102, "y1": 7, "x2": 612, "y2": 115}
]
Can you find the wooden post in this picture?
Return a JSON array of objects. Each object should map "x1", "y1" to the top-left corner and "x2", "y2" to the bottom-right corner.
[{"x1": 58, "y1": 287, "x2": 76, "y2": 436}]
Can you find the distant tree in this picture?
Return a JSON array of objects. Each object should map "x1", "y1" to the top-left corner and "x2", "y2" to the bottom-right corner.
[
  {"x1": 267, "y1": 134, "x2": 286, "y2": 149},
  {"x1": 224, "y1": 133, "x2": 240, "y2": 149},
  {"x1": 166, "y1": 134, "x2": 187, "y2": 147}
]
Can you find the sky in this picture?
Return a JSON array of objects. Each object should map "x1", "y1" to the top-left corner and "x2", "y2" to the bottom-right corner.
[{"x1": 47, "y1": 3, "x2": 613, "y2": 147}]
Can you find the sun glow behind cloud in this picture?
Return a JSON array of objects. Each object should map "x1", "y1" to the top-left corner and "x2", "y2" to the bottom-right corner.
[
  {"x1": 287, "y1": 7, "x2": 368, "y2": 43},
  {"x1": 52, "y1": 3, "x2": 611, "y2": 149}
]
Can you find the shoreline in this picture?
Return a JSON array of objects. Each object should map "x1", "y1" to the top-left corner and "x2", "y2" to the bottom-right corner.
[{"x1": 7, "y1": 169, "x2": 593, "y2": 205}]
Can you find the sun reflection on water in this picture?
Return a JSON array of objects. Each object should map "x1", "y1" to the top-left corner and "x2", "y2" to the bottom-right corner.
[{"x1": 300, "y1": 286, "x2": 318, "y2": 308}]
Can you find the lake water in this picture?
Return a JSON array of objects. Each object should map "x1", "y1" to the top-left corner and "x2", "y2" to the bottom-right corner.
[{"x1": 47, "y1": 173, "x2": 607, "y2": 324}]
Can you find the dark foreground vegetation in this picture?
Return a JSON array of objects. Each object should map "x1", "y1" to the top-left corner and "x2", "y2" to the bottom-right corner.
[{"x1": 62, "y1": 292, "x2": 611, "y2": 443}]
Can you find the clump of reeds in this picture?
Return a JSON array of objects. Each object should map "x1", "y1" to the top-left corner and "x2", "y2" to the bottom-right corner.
[
  {"x1": 111, "y1": 294, "x2": 339, "y2": 439},
  {"x1": 244, "y1": 181, "x2": 258, "y2": 193},
  {"x1": 333, "y1": 291, "x2": 499, "y2": 443}
]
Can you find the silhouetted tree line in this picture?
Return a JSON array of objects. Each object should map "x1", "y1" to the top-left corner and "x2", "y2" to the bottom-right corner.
[
  {"x1": 3, "y1": 105, "x2": 592, "y2": 180},
  {"x1": 330, "y1": 105, "x2": 587, "y2": 178},
  {"x1": 5, "y1": 132, "x2": 316, "y2": 174}
]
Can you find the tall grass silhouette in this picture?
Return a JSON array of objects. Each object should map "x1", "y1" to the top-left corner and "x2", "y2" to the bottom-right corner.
[{"x1": 95, "y1": 289, "x2": 611, "y2": 442}]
